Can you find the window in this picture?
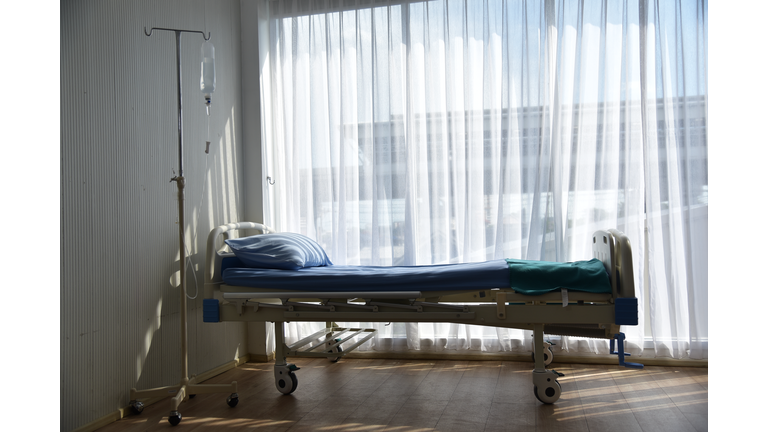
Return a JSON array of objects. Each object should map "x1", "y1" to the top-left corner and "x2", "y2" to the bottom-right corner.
[{"x1": 259, "y1": 0, "x2": 707, "y2": 359}]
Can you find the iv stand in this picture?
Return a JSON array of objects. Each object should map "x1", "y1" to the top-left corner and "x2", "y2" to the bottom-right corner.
[{"x1": 129, "y1": 26, "x2": 238, "y2": 427}]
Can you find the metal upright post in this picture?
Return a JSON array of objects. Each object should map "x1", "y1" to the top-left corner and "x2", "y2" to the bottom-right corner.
[
  {"x1": 174, "y1": 30, "x2": 185, "y2": 180},
  {"x1": 172, "y1": 28, "x2": 189, "y2": 389}
]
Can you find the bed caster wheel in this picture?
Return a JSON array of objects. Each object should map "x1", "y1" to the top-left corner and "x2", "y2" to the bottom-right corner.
[
  {"x1": 130, "y1": 401, "x2": 144, "y2": 415},
  {"x1": 275, "y1": 364, "x2": 300, "y2": 395},
  {"x1": 532, "y1": 370, "x2": 562, "y2": 404},
  {"x1": 168, "y1": 411, "x2": 182, "y2": 426},
  {"x1": 534, "y1": 382, "x2": 562, "y2": 404},
  {"x1": 227, "y1": 393, "x2": 239, "y2": 407},
  {"x1": 276, "y1": 372, "x2": 298, "y2": 394},
  {"x1": 328, "y1": 342, "x2": 343, "y2": 362},
  {"x1": 531, "y1": 348, "x2": 553, "y2": 366}
]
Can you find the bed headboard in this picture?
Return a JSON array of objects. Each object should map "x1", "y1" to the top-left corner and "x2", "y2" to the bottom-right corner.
[
  {"x1": 592, "y1": 229, "x2": 635, "y2": 299},
  {"x1": 204, "y1": 222, "x2": 274, "y2": 299}
]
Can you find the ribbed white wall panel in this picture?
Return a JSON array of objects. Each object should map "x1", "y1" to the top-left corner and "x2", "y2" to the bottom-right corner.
[{"x1": 61, "y1": 1, "x2": 246, "y2": 430}]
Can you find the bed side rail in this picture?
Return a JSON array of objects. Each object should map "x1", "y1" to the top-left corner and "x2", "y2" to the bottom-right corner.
[{"x1": 205, "y1": 222, "x2": 273, "y2": 299}]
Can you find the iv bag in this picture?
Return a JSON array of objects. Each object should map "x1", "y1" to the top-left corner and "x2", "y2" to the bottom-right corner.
[{"x1": 200, "y1": 41, "x2": 215, "y2": 104}]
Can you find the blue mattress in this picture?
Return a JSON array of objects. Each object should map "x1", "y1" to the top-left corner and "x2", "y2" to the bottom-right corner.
[{"x1": 221, "y1": 257, "x2": 611, "y2": 295}]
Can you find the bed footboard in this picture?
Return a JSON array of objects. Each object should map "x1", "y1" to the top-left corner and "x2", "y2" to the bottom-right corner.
[
  {"x1": 592, "y1": 229, "x2": 639, "y2": 328},
  {"x1": 592, "y1": 229, "x2": 636, "y2": 299}
]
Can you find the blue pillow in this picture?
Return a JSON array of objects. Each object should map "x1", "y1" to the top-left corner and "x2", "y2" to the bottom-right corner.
[{"x1": 224, "y1": 232, "x2": 333, "y2": 270}]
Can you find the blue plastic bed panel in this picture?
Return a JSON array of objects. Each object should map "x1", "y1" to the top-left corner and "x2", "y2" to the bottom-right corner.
[
  {"x1": 203, "y1": 299, "x2": 220, "y2": 322},
  {"x1": 221, "y1": 257, "x2": 612, "y2": 294},
  {"x1": 614, "y1": 297, "x2": 639, "y2": 325}
]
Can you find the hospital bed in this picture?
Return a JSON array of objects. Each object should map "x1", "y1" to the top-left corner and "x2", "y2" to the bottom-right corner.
[{"x1": 203, "y1": 222, "x2": 642, "y2": 404}]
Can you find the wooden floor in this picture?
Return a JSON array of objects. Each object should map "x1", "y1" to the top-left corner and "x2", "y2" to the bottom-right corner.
[{"x1": 98, "y1": 357, "x2": 708, "y2": 432}]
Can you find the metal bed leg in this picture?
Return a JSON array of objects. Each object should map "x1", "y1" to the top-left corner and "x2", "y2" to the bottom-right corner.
[
  {"x1": 531, "y1": 324, "x2": 562, "y2": 404},
  {"x1": 532, "y1": 325, "x2": 547, "y2": 371},
  {"x1": 273, "y1": 322, "x2": 299, "y2": 394}
]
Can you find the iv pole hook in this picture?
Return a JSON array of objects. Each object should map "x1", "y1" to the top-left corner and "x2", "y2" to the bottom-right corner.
[{"x1": 144, "y1": 26, "x2": 211, "y2": 41}]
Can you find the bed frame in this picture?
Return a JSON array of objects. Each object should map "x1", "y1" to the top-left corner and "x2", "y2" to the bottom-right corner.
[{"x1": 202, "y1": 222, "x2": 642, "y2": 405}]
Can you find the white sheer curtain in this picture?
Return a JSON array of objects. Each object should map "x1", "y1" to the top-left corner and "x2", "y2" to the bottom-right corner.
[
  {"x1": 639, "y1": 0, "x2": 707, "y2": 359},
  {"x1": 257, "y1": 0, "x2": 707, "y2": 359}
]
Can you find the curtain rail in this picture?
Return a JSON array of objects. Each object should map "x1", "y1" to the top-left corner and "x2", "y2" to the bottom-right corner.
[{"x1": 270, "y1": 0, "x2": 436, "y2": 19}]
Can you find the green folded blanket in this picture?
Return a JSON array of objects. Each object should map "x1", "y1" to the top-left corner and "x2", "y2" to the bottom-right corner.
[{"x1": 506, "y1": 258, "x2": 611, "y2": 295}]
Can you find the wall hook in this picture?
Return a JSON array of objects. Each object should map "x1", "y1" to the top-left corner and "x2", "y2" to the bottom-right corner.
[{"x1": 267, "y1": 176, "x2": 275, "y2": 185}]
